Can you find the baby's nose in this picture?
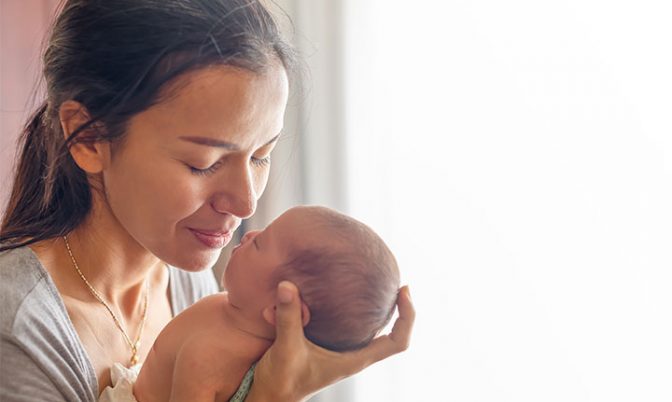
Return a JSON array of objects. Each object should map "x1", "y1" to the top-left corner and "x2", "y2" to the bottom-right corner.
[{"x1": 241, "y1": 230, "x2": 260, "y2": 244}]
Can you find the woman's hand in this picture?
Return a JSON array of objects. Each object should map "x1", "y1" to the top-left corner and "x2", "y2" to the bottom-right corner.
[{"x1": 246, "y1": 281, "x2": 415, "y2": 402}]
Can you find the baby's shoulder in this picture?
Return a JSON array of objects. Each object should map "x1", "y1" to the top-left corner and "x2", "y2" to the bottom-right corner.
[
  {"x1": 153, "y1": 293, "x2": 229, "y2": 348},
  {"x1": 173, "y1": 292, "x2": 229, "y2": 322}
]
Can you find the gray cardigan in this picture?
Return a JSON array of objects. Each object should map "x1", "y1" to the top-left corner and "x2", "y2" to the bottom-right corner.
[{"x1": 0, "y1": 246, "x2": 218, "y2": 401}]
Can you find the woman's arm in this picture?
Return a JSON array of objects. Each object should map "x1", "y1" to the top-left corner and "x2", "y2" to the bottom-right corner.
[{"x1": 245, "y1": 282, "x2": 415, "y2": 402}]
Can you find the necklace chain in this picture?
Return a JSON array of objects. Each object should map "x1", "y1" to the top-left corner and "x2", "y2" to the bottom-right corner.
[{"x1": 63, "y1": 235, "x2": 149, "y2": 367}]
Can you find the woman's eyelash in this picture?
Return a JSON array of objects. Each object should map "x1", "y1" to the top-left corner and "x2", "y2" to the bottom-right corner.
[
  {"x1": 188, "y1": 156, "x2": 271, "y2": 176},
  {"x1": 251, "y1": 156, "x2": 271, "y2": 167},
  {"x1": 189, "y1": 161, "x2": 222, "y2": 176}
]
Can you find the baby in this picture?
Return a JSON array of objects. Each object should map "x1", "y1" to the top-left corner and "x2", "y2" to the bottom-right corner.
[{"x1": 132, "y1": 205, "x2": 400, "y2": 402}]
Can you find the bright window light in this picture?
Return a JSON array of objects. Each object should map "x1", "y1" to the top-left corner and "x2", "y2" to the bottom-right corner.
[{"x1": 343, "y1": 1, "x2": 672, "y2": 401}]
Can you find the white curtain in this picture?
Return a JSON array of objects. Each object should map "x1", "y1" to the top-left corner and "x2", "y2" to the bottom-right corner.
[
  {"x1": 236, "y1": 1, "x2": 354, "y2": 400},
  {"x1": 343, "y1": 1, "x2": 672, "y2": 401}
]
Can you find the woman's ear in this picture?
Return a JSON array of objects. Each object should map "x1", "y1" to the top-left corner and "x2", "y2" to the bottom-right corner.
[
  {"x1": 59, "y1": 100, "x2": 110, "y2": 174},
  {"x1": 262, "y1": 301, "x2": 311, "y2": 328}
]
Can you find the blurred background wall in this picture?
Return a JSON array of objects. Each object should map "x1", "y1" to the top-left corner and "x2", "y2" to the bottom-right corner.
[{"x1": 0, "y1": 0, "x2": 60, "y2": 212}]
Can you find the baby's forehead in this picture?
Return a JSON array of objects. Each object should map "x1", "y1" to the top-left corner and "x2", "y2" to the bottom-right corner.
[
  {"x1": 273, "y1": 208, "x2": 341, "y2": 249},
  {"x1": 277, "y1": 213, "x2": 327, "y2": 242}
]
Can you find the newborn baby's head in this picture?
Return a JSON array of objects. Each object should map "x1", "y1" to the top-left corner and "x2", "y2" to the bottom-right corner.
[{"x1": 223, "y1": 205, "x2": 400, "y2": 351}]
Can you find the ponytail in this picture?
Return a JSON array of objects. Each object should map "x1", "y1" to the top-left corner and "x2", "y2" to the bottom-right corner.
[{"x1": 0, "y1": 102, "x2": 91, "y2": 251}]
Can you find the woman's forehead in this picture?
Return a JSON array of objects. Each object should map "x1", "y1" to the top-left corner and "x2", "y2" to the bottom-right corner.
[
  {"x1": 127, "y1": 64, "x2": 288, "y2": 149},
  {"x1": 166, "y1": 65, "x2": 288, "y2": 112}
]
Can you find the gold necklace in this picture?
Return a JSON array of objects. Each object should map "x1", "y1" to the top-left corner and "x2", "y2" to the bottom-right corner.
[{"x1": 63, "y1": 235, "x2": 149, "y2": 367}]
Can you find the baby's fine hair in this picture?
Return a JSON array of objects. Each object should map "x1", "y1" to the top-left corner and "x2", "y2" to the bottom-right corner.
[{"x1": 271, "y1": 206, "x2": 400, "y2": 351}]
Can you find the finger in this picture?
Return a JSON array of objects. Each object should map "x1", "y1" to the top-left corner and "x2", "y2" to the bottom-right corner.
[
  {"x1": 347, "y1": 286, "x2": 416, "y2": 369},
  {"x1": 273, "y1": 281, "x2": 305, "y2": 346},
  {"x1": 389, "y1": 285, "x2": 415, "y2": 347}
]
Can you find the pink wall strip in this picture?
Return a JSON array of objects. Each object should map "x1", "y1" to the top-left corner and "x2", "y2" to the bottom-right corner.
[{"x1": 0, "y1": 0, "x2": 60, "y2": 213}]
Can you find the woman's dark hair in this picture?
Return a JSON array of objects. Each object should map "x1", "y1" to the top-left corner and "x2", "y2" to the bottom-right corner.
[{"x1": 0, "y1": 0, "x2": 297, "y2": 252}]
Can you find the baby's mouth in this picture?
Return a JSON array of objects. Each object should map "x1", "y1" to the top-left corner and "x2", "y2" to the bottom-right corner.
[{"x1": 231, "y1": 242, "x2": 243, "y2": 255}]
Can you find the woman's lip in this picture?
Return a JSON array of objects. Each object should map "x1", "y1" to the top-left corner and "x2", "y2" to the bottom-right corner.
[
  {"x1": 189, "y1": 228, "x2": 232, "y2": 249},
  {"x1": 190, "y1": 228, "x2": 232, "y2": 236}
]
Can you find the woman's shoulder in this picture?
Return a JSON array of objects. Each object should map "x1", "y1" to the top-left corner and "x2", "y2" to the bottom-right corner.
[
  {"x1": 0, "y1": 245, "x2": 98, "y2": 400},
  {"x1": 0, "y1": 244, "x2": 74, "y2": 345},
  {"x1": 0, "y1": 245, "x2": 48, "y2": 281},
  {"x1": 0, "y1": 245, "x2": 76, "y2": 341},
  {"x1": 0, "y1": 246, "x2": 55, "y2": 333},
  {"x1": 0, "y1": 247, "x2": 97, "y2": 401}
]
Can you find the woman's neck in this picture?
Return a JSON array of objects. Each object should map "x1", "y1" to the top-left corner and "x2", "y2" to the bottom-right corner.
[{"x1": 30, "y1": 195, "x2": 165, "y2": 313}]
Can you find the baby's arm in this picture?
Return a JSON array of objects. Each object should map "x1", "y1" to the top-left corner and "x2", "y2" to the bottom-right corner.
[
  {"x1": 168, "y1": 344, "x2": 249, "y2": 402},
  {"x1": 134, "y1": 294, "x2": 230, "y2": 402},
  {"x1": 167, "y1": 349, "x2": 216, "y2": 402},
  {"x1": 135, "y1": 293, "x2": 258, "y2": 402},
  {"x1": 133, "y1": 307, "x2": 186, "y2": 402}
]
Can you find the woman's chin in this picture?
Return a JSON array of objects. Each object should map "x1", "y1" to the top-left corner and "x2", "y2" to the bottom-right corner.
[{"x1": 164, "y1": 248, "x2": 223, "y2": 272}]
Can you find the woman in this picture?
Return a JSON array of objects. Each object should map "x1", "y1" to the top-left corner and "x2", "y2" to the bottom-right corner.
[{"x1": 0, "y1": 0, "x2": 414, "y2": 401}]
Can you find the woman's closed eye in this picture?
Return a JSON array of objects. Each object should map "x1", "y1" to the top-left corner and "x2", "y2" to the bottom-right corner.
[
  {"x1": 187, "y1": 155, "x2": 272, "y2": 176},
  {"x1": 251, "y1": 155, "x2": 271, "y2": 168},
  {"x1": 189, "y1": 160, "x2": 223, "y2": 176}
]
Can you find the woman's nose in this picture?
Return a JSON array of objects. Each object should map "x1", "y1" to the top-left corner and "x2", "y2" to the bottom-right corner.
[{"x1": 210, "y1": 161, "x2": 258, "y2": 219}]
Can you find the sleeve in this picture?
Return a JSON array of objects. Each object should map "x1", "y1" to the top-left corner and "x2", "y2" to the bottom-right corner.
[{"x1": 0, "y1": 335, "x2": 68, "y2": 402}]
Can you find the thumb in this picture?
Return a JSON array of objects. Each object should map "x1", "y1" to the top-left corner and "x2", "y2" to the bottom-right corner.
[{"x1": 274, "y1": 281, "x2": 304, "y2": 344}]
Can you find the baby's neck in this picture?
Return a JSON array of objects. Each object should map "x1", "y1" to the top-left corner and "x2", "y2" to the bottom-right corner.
[{"x1": 222, "y1": 294, "x2": 275, "y2": 345}]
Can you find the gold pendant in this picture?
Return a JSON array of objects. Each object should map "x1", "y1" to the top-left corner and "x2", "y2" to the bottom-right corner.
[{"x1": 130, "y1": 342, "x2": 140, "y2": 366}]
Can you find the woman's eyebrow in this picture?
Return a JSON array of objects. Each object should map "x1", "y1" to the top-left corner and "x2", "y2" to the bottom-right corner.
[
  {"x1": 263, "y1": 133, "x2": 282, "y2": 147},
  {"x1": 178, "y1": 136, "x2": 240, "y2": 150},
  {"x1": 178, "y1": 133, "x2": 282, "y2": 149}
]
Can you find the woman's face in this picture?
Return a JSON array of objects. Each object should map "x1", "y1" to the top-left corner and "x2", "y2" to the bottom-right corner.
[{"x1": 101, "y1": 64, "x2": 289, "y2": 271}]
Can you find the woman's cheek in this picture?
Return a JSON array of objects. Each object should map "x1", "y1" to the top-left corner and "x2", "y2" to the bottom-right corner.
[
  {"x1": 163, "y1": 175, "x2": 211, "y2": 219},
  {"x1": 253, "y1": 167, "x2": 271, "y2": 199},
  {"x1": 144, "y1": 161, "x2": 206, "y2": 221}
]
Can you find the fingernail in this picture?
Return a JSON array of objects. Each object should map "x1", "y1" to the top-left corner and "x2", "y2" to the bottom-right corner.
[
  {"x1": 278, "y1": 281, "x2": 294, "y2": 304},
  {"x1": 405, "y1": 286, "x2": 412, "y2": 302}
]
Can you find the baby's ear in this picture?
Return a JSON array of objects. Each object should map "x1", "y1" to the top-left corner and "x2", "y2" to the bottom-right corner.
[
  {"x1": 262, "y1": 305, "x2": 276, "y2": 326},
  {"x1": 262, "y1": 301, "x2": 311, "y2": 328},
  {"x1": 300, "y1": 302, "x2": 310, "y2": 328}
]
